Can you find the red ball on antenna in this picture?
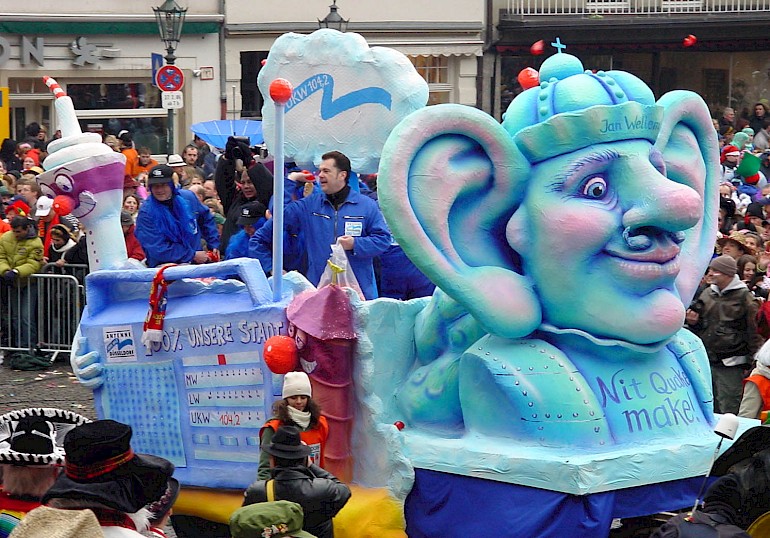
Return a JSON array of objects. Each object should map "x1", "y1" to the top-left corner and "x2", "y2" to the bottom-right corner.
[
  {"x1": 530, "y1": 40, "x2": 545, "y2": 56},
  {"x1": 394, "y1": 421, "x2": 405, "y2": 431},
  {"x1": 269, "y1": 78, "x2": 294, "y2": 105},
  {"x1": 517, "y1": 68, "x2": 540, "y2": 90},
  {"x1": 263, "y1": 335, "x2": 298, "y2": 374},
  {"x1": 683, "y1": 34, "x2": 697, "y2": 47}
]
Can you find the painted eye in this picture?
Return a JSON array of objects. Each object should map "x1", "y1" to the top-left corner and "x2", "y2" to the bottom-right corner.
[
  {"x1": 581, "y1": 176, "x2": 608, "y2": 199},
  {"x1": 294, "y1": 329, "x2": 307, "y2": 350},
  {"x1": 39, "y1": 184, "x2": 56, "y2": 198},
  {"x1": 55, "y1": 174, "x2": 74, "y2": 192},
  {"x1": 287, "y1": 324, "x2": 296, "y2": 338}
]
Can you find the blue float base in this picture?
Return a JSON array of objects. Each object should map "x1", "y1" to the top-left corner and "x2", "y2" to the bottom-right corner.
[{"x1": 404, "y1": 468, "x2": 706, "y2": 538}]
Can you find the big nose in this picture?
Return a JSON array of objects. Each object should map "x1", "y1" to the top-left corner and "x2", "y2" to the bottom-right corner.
[{"x1": 621, "y1": 167, "x2": 702, "y2": 234}]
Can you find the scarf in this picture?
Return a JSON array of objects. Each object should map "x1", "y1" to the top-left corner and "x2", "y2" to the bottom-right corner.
[
  {"x1": 50, "y1": 238, "x2": 76, "y2": 254},
  {"x1": 287, "y1": 406, "x2": 311, "y2": 429},
  {"x1": 756, "y1": 362, "x2": 770, "y2": 380},
  {"x1": 141, "y1": 265, "x2": 177, "y2": 348},
  {"x1": 326, "y1": 185, "x2": 350, "y2": 210}
]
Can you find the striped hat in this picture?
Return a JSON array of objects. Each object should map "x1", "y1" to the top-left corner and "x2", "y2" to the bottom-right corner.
[{"x1": 0, "y1": 408, "x2": 91, "y2": 465}]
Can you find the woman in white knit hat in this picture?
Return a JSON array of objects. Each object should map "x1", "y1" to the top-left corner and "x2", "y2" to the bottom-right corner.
[{"x1": 256, "y1": 371, "x2": 328, "y2": 480}]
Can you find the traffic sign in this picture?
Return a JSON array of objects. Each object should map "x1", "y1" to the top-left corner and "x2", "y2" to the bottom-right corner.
[
  {"x1": 151, "y1": 53, "x2": 164, "y2": 88},
  {"x1": 161, "y1": 91, "x2": 184, "y2": 109},
  {"x1": 156, "y1": 65, "x2": 185, "y2": 92}
]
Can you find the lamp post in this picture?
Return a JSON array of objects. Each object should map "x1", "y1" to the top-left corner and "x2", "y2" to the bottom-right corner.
[
  {"x1": 318, "y1": 0, "x2": 349, "y2": 32},
  {"x1": 153, "y1": 0, "x2": 187, "y2": 155}
]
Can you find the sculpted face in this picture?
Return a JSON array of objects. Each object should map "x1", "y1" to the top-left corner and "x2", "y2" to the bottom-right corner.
[{"x1": 508, "y1": 140, "x2": 702, "y2": 344}]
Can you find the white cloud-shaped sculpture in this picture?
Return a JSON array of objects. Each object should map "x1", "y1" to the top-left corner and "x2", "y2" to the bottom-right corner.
[{"x1": 258, "y1": 29, "x2": 429, "y2": 174}]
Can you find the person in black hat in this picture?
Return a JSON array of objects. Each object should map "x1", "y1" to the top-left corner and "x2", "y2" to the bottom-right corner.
[
  {"x1": 243, "y1": 426, "x2": 350, "y2": 538},
  {"x1": 215, "y1": 136, "x2": 274, "y2": 254},
  {"x1": 0, "y1": 408, "x2": 90, "y2": 536},
  {"x1": 225, "y1": 200, "x2": 267, "y2": 260},
  {"x1": 134, "y1": 164, "x2": 220, "y2": 267},
  {"x1": 42, "y1": 419, "x2": 174, "y2": 537}
]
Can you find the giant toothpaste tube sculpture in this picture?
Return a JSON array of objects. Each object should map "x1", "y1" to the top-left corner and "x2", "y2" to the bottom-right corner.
[{"x1": 38, "y1": 77, "x2": 128, "y2": 271}]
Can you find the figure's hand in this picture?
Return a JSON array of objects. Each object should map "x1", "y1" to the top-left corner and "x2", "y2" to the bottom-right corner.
[
  {"x1": 338, "y1": 236, "x2": 354, "y2": 251},
  {"x1": 414, "y1": 288, "x2": 486, "y2": 365},
  {"x1": 193, "y1": 251, "x2": 209, "y2": 264},
  {"x1": 70, "y1": 335, "x2": 105, "y2": 390},
  {"x1": 685, "y1": 309, "x2": 699, "y2": 325},
  {"x1": 3, "y1": 270, "x2": 17, "y2": 283}
]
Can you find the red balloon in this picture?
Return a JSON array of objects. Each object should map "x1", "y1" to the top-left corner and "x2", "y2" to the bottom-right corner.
[
  {"x1": 263, "y1": 335, "x2": 298, "y2": 374},
  {"x1": 269, "y1": 78, "x2": 294, "y2": 105},
  {"x1": 530, "y1": 40, "x2": 545, "y2": 56},
  {"x1": 394, "y1": 421, "x2": 405, "y2": 431},
  {"x1": 52, "y1": 195, "x2": 74, "y2": 216},
  {"x1": 683, "y1": 34, "x2": 697, "y2": 47},
  {"x1": 517, "y1": 68, "x2": 540, "y2": 90}
]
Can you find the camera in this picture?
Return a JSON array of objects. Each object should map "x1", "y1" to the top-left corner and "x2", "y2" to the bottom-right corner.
[
  {"x1": 225, "y1": 136, "x2": 269, "y2": 164},
  {"x1": 228, "y1": 136, "x2": 251, "y2": 163}
]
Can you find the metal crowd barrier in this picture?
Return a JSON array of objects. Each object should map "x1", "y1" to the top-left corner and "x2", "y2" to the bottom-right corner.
[{"x1": 1, "y1": 264, "x2": 88, "y2": 363}]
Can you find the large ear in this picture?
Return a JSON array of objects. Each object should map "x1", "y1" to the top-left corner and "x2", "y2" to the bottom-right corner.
[
  {"x1": 654, "y1": 91, "x2": 720, "y2": 305},
  {"x1": 378, "y1": 104, "x2": 540, "y2": 338}
]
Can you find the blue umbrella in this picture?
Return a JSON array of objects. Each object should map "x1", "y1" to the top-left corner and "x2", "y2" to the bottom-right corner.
[{"x1": 190, "y1": 119, "x2": 263, "y2": 149}]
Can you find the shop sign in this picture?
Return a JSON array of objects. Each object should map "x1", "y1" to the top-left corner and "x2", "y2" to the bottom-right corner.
[{"x1": 0, "y1": 35, "x2": 120, "y2": 67}]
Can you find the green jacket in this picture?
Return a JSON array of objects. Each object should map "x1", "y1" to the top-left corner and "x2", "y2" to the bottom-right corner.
[{"x1": 0, "y1": 230, "x2": 44, "y2": 284}]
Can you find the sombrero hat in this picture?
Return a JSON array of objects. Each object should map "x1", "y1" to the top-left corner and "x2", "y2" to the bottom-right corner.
[{"x1": 0, "y1": 407, "x2": 91, "y2": 465}]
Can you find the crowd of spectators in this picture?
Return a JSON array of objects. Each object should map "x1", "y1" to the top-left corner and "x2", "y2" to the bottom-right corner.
[
  {"x1": 0, "y1": 126, "x2": 436, "y2": 351},
  {"x1": 686, "y1": 100, "x2": 770, "y2": 422}
]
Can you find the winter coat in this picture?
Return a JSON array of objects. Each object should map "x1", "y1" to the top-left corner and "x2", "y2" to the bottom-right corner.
[
  {"x1": 61, "y1": 236, "x2": 89, "y2": 267},
  {"x1": 690, "y1": 277, "x2": 762, "y2": 363},
  {"x1": 257, "y1": 416, "x2": 329, "y2": 480},
  {"x1": 249, "y1": 189, "x2": 391, "y2": 300},
  {"x1": 123, "y1": 223, "x2": 145, "y2": 261},
  {"x1": 135, "y1": 188, "x2": 220, "y2": 267},
  {"x1": 243, "y1": 463, "x2": 350, "y2": 538},
  {"x1": 0, "y1": 229, "x2": 43, "y2": 283},
  {"x1": 215, "y1": 158, "x2": 273, "y2": 253}
]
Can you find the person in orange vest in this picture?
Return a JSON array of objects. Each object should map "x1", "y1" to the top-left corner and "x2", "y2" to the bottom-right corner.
[
  {"x1": 739, "y1": 339, "x2": 770, "y2": 419},
  {"x1": 257, "y1": 371, "x2": 328, "y2": 480}
]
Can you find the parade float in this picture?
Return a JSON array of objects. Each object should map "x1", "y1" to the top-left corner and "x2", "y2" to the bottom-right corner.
[{"x1": 41, "y1": 29, "x2": 757, "y2": 538}]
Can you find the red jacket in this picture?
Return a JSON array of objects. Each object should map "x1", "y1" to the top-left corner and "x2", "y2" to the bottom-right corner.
[
  {"x1": 123, "y1": 223, "x2": 145, "y2": 261},
  {"x1": 261, "y1": 416, "x2": 329, "y2": 469}
]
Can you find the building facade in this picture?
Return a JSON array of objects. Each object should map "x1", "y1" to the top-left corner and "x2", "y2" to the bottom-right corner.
[
  {"x1": 224, "y1": 0, "x2": 485, "y2": 119},
  {"x1": 0, "y1": 1, "x2": 222, "y2": 154},
  {"x1": 490, "y1": 0, "x2": 770, "y2": 121}
]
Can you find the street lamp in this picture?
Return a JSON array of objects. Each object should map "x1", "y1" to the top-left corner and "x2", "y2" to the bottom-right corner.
[
  {"x1": 318, "y1": 0, "x2": 349, "y2": 32},
  {"x1": 153, "y1": 0, "x2": 187, "y2": 154}
]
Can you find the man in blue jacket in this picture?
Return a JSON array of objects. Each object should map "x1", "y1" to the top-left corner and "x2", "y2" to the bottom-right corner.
[
  {"x1": 249, "y1": 151, "x2": 390, "y2": 299},
  {"x1": 135, "y1": 164, "x2": 220, "y2": 267}
]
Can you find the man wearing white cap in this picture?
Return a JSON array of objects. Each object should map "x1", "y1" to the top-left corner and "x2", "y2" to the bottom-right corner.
[
  {"x1": 686, "y1": 255, "x2": 763, "y2": 414},
  {"x1": 34, "y1": 196, "x2": 79, "y2": 259}
]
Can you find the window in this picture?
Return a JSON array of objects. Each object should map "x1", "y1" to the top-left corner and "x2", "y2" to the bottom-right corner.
[
  {"x1": 241, "y1": 51, "x2": 269, "y2": 118},
  {"x1": 409, "y1": 55, "x2": 453, "y2": 105},
  {"x1": 67, "y1": 82, "x2": 167, "y2": 154}
]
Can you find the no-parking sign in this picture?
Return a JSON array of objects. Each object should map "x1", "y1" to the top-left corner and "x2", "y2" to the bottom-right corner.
[{"x1": 155, "y1": 65, "x2": 185, "y2": 92}]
